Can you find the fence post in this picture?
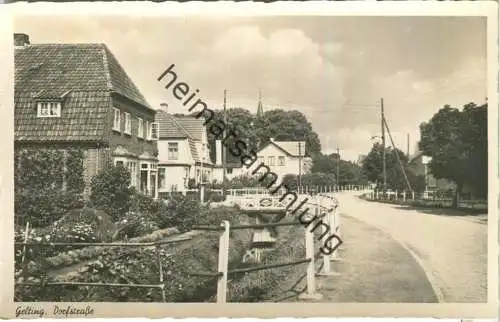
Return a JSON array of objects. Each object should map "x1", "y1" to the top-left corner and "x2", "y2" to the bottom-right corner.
[
  {"x1": 216, "y1": 221, "x2": 230, "y2": 304},
  {"x1": 21, "y1": 221, "x2": 30, "y2": 273},
  {"x1": 299, "y1": 197, "x2": 323, "y2": 301},
  {"x1": 329, "y1": 206, "x2": 344, "y2": 262},
  {"x1": 412, "y1": 191, "x2": 415, "y2": 200},
  {"x1": 403, "y1": 191, "x2": 406, "y2": 202}
]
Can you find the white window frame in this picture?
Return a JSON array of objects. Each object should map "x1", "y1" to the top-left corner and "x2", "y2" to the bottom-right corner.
[
  {"x1": 37, "y1": 102, "x2": 61, "y2": 118},
  {"x1": 137, "y1": 117, "x2": 144, "y2": 139},
  {"x1": 278, "y1": 156, "x2": 286, "y2": 166},
  {"x1": 268, "y1": 156, "x2": 275, "y2": 166},
  {"x1": 113, "y1": 108, "x2": 121, "y2": 132},
  {"x1": 158, "y1": 166, "x2": 167, "y2": 191},
  {"x1": 148, "y1": 122, "x2": 159, "y2": 141},
  {"x1": 168, "y1": 142, "x2": 179, "y2": 160},
  {"x1": 124, "y1": 112, "x2": 131, "y2": 135},
  {"x1": 126, "y1": 160, "x2": 138, "y2": 187}
]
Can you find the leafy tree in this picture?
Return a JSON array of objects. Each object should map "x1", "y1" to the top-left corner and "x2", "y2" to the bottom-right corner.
[
  {"x1": 311, "y1": 153, "x2": 368, "y2": 185},
  {"x1": 419, "y1": 102, "x2": 487, "y2": 204},
  {"x1": 362, "y1": 142, "x2": 421, "y2": 192},
  {"x1": 88, "y1": 164, "x2": 134, "y2": 222},
  {"x1": 255, "y1": 109, "x2": 322, "y2": 156},
  {"x1": 192, "y1": 107, "x2": 322, "y2": 164}
]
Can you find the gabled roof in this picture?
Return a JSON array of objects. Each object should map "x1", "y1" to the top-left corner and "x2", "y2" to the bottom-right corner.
[
  {"x1": 260, "y1": 140, "x2": 306, "y2": 157},
  {"x1": 408, "y1": 150, "x2": 424, "y2": 164},
  {"x1": 174, "y1": 116, "x2": 205, "y2": 141},
  {"x1": 15, "y1": 43, "x2": 152, "y2": 142},
  {"x1": 155, "y1": 111, "x2": 208, "y2": 164},
  {"x1": 155, "y1": 110, "x2": 191, "y2": 139}
]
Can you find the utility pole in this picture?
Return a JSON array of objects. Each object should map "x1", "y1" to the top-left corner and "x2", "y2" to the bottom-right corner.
[
  {"x1": 298, "y1": 142, "x2": 302, "y2": 187},
  {"x1": 222, "y1": 90, "x2": 227, "y2": 185},
  {"x1": 407, "y1": 133, "x2": 410, "y2": 161},
  {"x1": 336, "y1": 147, "x2": 340, "y2": 186},
  {"x1": 381, "y1": 97, "x2": 386, "y2": 190}
]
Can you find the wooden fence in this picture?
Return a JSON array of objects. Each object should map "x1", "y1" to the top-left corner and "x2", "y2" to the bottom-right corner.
[
  {"x1": 190, "y1": 193, "x2": 342, "y2": 303},
  {"x1": 15, "y1": 193, "x2": 343, "y2": 303}
]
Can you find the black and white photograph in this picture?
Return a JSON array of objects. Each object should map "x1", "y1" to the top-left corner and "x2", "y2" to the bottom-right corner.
[{"x1": 0, "y1": 1, "x2": 498, "y2": 319}]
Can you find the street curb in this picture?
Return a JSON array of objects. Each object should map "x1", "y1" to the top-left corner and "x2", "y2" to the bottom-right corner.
[{"x1": 340, "y1": 211, "x2": 445, "y2": 303}]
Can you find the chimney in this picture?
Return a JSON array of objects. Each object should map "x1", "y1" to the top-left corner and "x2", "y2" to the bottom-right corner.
[
  {"x1": 160, "y1": 103, "x2": 168, "y2": 113},
  {"x1": 14, "y1": 33, "x2": 30, "y2": 47},
  {"x1": 215, "y1": 140, "x2": 222, "y2": 166}
]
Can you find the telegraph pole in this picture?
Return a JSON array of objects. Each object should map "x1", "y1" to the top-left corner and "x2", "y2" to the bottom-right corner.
[
  {"x1": 381, "y1": 98, "x2": 386, "y2": 190},
  {"x1": 222, "y1": 90, "x2": 227, "y2": 185},
  {"x1": 336, "y1": 147, "x2": 340, "y2": 186},
  {"x1": 407, "y1": 133, "x2": 410, "y2": 160},
  {"x1": 298, "y1": 142, "x2": 302, "y2": 187}
]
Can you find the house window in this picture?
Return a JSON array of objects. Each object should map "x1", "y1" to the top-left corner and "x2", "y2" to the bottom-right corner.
[
  {"x1": 158, "y1": 167, "x2": 167, "y2": 190},
  {"x1": 115, "y1": 160, "x2": 124, "y2": 167},
  {"x1": 126, "y1": 161, "x2": 138, "y2": 187},
  {"x1": 148, "y1": 122, "x2": 159, "y2": 140},
  {"x1": 268, "y1": 156, "x2": 275, "y2": 166},
  {"x1": 37, "y1": 102, "x2": 61, "y2": 117},
  {"x1": 278, "y1": 156, "x2": 285, "y2": 166},
  {"x1": 140, "y1": 162, "x2": 158, "y2": 198},
  {"x1": 168, "y1": 142, "x2": 179, "y2": 160},
  {"x1": 137, "y1": 117, "x2": 144, "y2": 138},
  {"x1": 113, "y1": 108, "x2": 121, "y2": 132},
  {"x1": 124, "y1": 112, "x2": 131, "y2": 135},
  {"x1": 259, "y1": 156, "x2": 265, "y2": 165},
  {"x1": 227, "y1": 168, "x2": 233, "y2": 174}
]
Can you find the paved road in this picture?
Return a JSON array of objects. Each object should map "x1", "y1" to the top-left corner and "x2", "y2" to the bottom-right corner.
[
  {"x1": 334, "y1": 192, "x2": 488, "y2": 303},
  {"x1": 338, "y1": 193, "x2": 487, "y2": 303}
]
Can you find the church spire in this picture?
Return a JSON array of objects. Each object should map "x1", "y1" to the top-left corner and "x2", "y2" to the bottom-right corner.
[{"x1": 257, "y1": 90, "x2": 264, "y2": 118}]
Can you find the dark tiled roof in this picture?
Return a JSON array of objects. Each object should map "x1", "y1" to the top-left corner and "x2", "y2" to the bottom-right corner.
[
  {"x1": 188, "y1": 139, "x2": 199, "y2": 162},
  {"x1": 155, "y1": 110, "x2": 190, "y2": 139},
  {"x1": 175, "y1": 116, "x2": 205, "y2": 141},
  {"x1": 15, "y1": 43, "x2": 151, "y2": 142}
]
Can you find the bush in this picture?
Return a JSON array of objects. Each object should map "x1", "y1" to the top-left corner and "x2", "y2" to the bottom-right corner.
[
  {"x1": 15, "y1": 188, "x2": 85, "y2": 227},
  {"x1": 88, "y1": 165, "x2": 134, "y2": 222},
  {"x1": 14, "y1": 147, "x2": 85, "y2": 228}
]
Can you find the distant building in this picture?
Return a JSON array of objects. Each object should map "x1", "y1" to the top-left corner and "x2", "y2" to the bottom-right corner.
[
  {"x1": 213, "y1": 138, "x2": 312, "y2": 185},
  {"x1": 155, "y1": 109, "x2": 213, "y2": 193},
  {"x1": 408, "y1": 151, "x2": 456, "y2": 191},
  {"x1": 357, "y1": 154, "x2": 367, "y2": 166}
]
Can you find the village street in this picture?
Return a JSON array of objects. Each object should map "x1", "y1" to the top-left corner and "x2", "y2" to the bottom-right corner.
[{"x1": 333, "y1": 191, "x2": 488, "y2": 303}]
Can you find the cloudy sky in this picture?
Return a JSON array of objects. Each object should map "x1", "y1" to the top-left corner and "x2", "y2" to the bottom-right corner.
[{"x1": 15, "y1": 15, "x2": 487, "y2": 161}]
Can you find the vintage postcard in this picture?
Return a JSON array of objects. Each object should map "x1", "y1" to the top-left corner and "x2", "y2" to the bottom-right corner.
[{"x1": 0, "y1": 0, "x2": 498, "y2": 319}]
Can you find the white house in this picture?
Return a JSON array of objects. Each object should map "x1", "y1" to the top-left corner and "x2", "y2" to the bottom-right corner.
[
  {"x1": 155, "y1": 109, "x2": 213, "y2": 194},
  {"x1": 213, "y1": 138, "x2": 312, "y2": 184}
]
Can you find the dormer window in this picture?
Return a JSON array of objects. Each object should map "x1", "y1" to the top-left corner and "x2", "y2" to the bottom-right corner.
[{"x1": 37, "y1": 102, "x2": 61, "y2": 118}]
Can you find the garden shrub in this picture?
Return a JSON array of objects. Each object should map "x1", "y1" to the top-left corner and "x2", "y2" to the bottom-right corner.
[
  {"x1": 88, "y1": 165, "x2": 134, "y2": 222},
  {"x1": 14, "y1": 148, "x2": 85, "y2": 228},
  {"x1": 15, "y1": 189, "x2": 85, "y2": 227},
  {"x1": 16, "y1": 206, "x2": 253, "y2": 302}
]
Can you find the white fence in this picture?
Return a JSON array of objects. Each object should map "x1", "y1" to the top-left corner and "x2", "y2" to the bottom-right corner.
[
  {"x1": 191, "y1": 193, "x2": 343, "y2": 302},
  {"x1": 367, "y1": 190, "x2": 487, "y2": 210}
]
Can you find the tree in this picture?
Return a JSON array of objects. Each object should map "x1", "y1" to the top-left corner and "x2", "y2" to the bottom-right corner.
[
  {"x1": 311, "y1": 153, "x2": 368, "y2": 185},
  {"x1": 192, "y1": 107, "x2": 322, "y2": 164},
  {"x1": 419, "y1": 102, "x2": 487, "y2": 204},
  {"x1": 362, "y1": 142, "x2": 420, "y2": 192},
  {"x1": 255, "y1": 109, "x2": 322, "y2": 156}
]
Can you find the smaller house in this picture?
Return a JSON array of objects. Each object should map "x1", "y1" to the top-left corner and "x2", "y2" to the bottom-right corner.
[
  {"x1": 408, "y1": 151, "x2": 456, "y2": 192},
  {"x1": 213, "y1": 138, "x2": 312, "y2": 184},
  {"x1": 156, "y1": 109, "x2": 213, "y2": 194}
]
